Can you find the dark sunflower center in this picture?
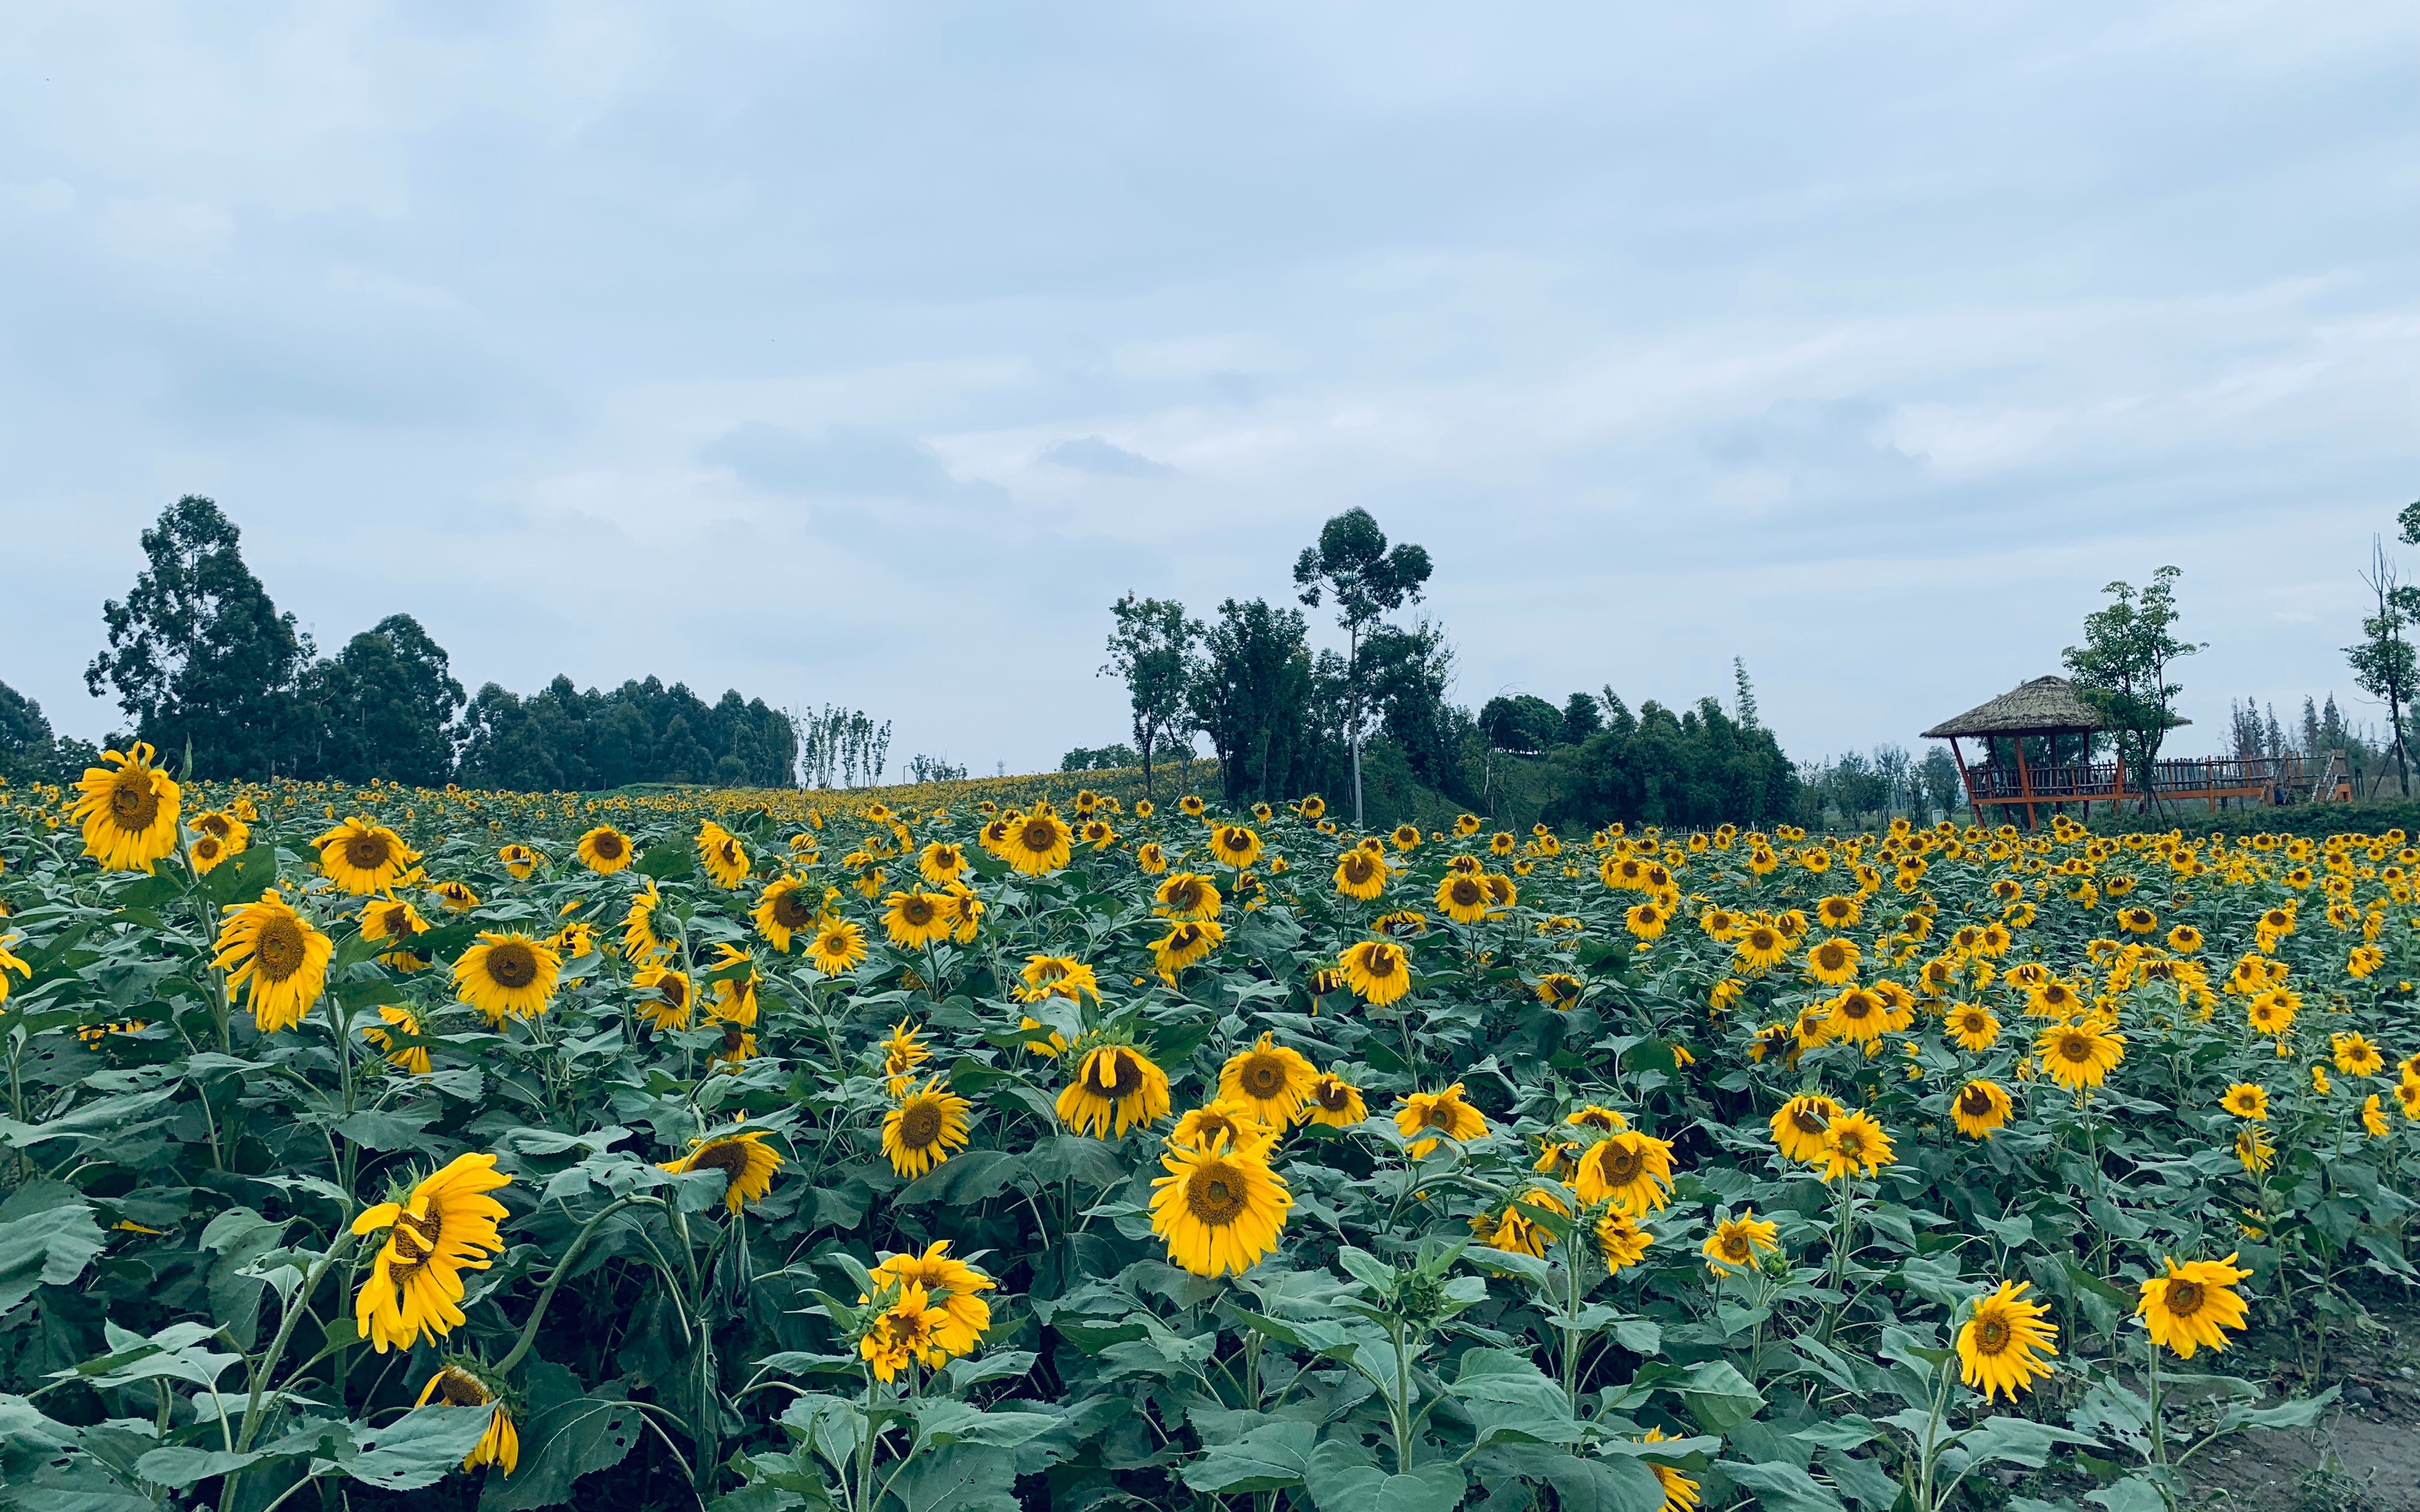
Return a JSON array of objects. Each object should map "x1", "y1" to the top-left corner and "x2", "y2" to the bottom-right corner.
[
  {"x1": 1452, "y1": 880, "x2": 1481, "y2": 905},
  {"x1": 897, "y1": 1101, "x2": 944, "y2": 1149},
  {"x1": 2166, "y1": 1280, "x2": 2203, "y2": 1316},
  {"x1": 487, "y1": 943, "x2": 538, "y2": 989},
  {"x1": 1241, "y1": 1057, "x2": 1286, "y2": 1097},
  {"x1": 1093, "y1": 1053, "x2": 1144, "y2": 1099},
  {"x1": 199, "y1": 814, "x2": 231, "y2": 838},
  {"x1": 690, "y1": 1142, "x2": 752, "y2": 1180},
  {"x1": 1750, "y1": 931, "x2": 1777, "y2": 952},
  {"x1": 1365, "y1": 949, "x2": 1399, "y2": 978},
  {"x1": 903, "y1": 899, "x2": 935, "y2": 926},
  {"x1": 387, "y1": 1208, "x2": 443, "y2": 1281},
  {"x1": 1722, "y1": 1234, "x2": 1752, "y2": 1261},
  {"x1": 435, "y1": 1369, "x2": 490, "y2": 1407},
  {"x1": 1599, "y1": 1144, "x2": 1641, "y2": 1182},
  {"x1": 1316, "y1": 1081, "x2": 1351, "y2": 1109},
  {"x1": 110, "y1": 772, "x2": 161, "y2": 829},
  {"x1": 196, "y1": 836, "x2": 221, "y2": 859},
  {"x1": 255, "y1": 916, "x2": 306, "y2": 981},
  {"x1": 660, "y1": 977, "x2": 689, "y2": 1009},
  {"x1": 346, "y1": 833, "x2": 391, "y2": 869},
  {"x1": 773, "y1": 892, "x2": 814, "y2": 928},
  {"x1": 1186, "y1": 1163, "x2": 1247, "y2": 1226},
  {"x1": 1960, "y1": 1087, "x2": 1994, "y2": 1116},
  {"x1": 1022, "y1": 821, "x2": 1056, "y2": 851},
  {"x1": 1791, "y1": 1106, "x2": 1829, "y2": 1135},
  {"x1": 594, "y1": 832, "x2": 625, "y2": 858},
  {"x1": 1840, "y1": 996, "x2": 1873, "y2": 1021}
]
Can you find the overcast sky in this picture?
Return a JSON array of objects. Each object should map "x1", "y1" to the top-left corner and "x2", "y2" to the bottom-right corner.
[{"x1": 4, "y1": 3, "x2": 2416, "y2": 778}]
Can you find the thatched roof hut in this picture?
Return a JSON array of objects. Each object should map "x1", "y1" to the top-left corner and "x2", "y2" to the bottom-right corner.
[{"x1": 1919, "y1": 676, "x2": 2181, "y2": 740}]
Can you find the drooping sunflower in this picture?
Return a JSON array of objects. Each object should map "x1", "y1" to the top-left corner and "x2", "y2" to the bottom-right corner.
[
  {"x1": 1534, "y1": 972, "x2": 1583, "y2": 1009},
  {"x1": 1155, "y1": 872, "x2": 1223, "y2": 920},
  {"x1": 2219, "y1": 1082, "x2": 2269, "y2": 1121},
  {"x1": 1701, "y1": 1208, "x2": 1780, "y2": 1276},
  {"x1": 1334, "y1": 848, "x2": 1388, "y2": 901},
  {"x1": 1150, "y1": 1133, "x2": 1291, "y2": 1277},
  {"x1": 1952, "y1": 1078, "x2": 2012, "y2": 1139},
  {"x1": 2037, "y1": 1021, "x2": 2126, "y2": 1090},
  {"x1": 631, "y1": 963, "x2": 694, "y2": 1031},
  {"x1": 942, "y1": 881, "x2": 984, "y2": 943},
  {"x1": 860, "y1": 1282, "x2": 952, "y2": 1382},
  {"x1": 576, "y1": 825, "x2": 633, "y2": 874},
  {"x1": 71, "y1": 744, "x2": 182, "y2": 874},
  {"x1": 1136, "y1": 842, "x2": 1170, "y2": 874},
  {"x1": 807, "y1": 919, "x2": 867, "y2": 976},
  {"x1": 1219, "y1": 1033, "x2": 1318, "y2": 1125},
  {"x1": 753, "y1": 876, "x2": 820, "y2": 952},
  {"x1": 2234, "y1": 1125, "x2": 2274, "y2": 1172},
  {"x1": 1338, "y1": 938, "x2": 1413, "y2": 1005},
  {"x1": 1817, "y1": 1110, "x2": 1894, "y2": 1181},
  {"x1": 431, "y1": 880, "x2": 480, "y2": 914},
  {"x1": 498, "y1": 843, "x2": 541, "y2": 880},
  {"x1": 1394, "y1": 1082, "x2": 1488, "y2": 1157},
  {"x1": 659, "y1": 1129, "x2": 781, "y2": 1214},
  {"x1": 0, "y1": 939, "x2": 32, "y2": 1006},
  {"x1": 883, "y1": 1078, "x2": 973, "y2": 1178},
  {"x1": 1151, "y1": 920, "x2": 1226, "y2": 978},
  {"x1": 1637, "y1": 1427, "x2": 1701, "y2": 1512},
  {"x1": 1574, "y1": 1130, "x2": 1678, "y2": 1214},
  {"x1": 697, "y1": 822, "x2": 751, "y2": 889},
  {"x1": 1946, "y1": 1003, "x2": 2000, "y2": 1052},
  {"x1": 360, "y1": 894, "x2": 433, "y2": 972},
  {"x1": 868, "y1": 1241, "x2": 996, "y2": 1354},
  {"x1": 414, "y1": 1363, "x2": 519, "y2": 1475},
  {"x1": 1594, "y1": 1209, "x2": 1653, "y2": 1274},
  {"x1": 453, "y1": 932, "x2": 563, "y2": 1022},
  {"x1": 1170, "y1": 1099, "x2": 1277, "y2": 1157},
  {"x1": 316, "y1": 818, "x2": 417, "y2": 895},
  {"x1": 1056, "y1": 1045, "x2": 1172, "y2": 1138},
  {"x1": 1017, "y1": 955, "x2": 1100, "y2": 1003},
  {"x1": 1304, "y1": 1072, "x2": 1367, "y2": 1128},
  {"x1": 2245, "y1": 990, "x2": 2297, "y2": 1035},
  {"x1": 1004, "y1": 812, "x2": 1074, "y2": 875},
  {"x1": 363, "y1": 1005, "x2": 431, "y2": 1075},
  {"x1": 2364, "y1": 1094, "x2": 2392, "y2": 1137},
  {"x1": 352, "y1": 1152, "x2": 513, "y2": 1354},
  {"x1": 213, "y1": 892, "x2": 333, "y2": 1033},
  {"x1": 2136, "y1": 1253, "x2": 2250, "y2": 1358},
  {"x1": 622, "y1": 881, "x2": 665, "y2": 962},
  {"x1": 1769, "y1": 1094, "x2": 1841, "y2": 1162},
  {"x1": 1958, "y1": 1281, "x2": 2059, "y2": 1401}
]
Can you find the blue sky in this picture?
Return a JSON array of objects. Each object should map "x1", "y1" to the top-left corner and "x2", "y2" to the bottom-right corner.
[{"x1": 3, "y1": 3, "x2": 2415, "y2": 776}]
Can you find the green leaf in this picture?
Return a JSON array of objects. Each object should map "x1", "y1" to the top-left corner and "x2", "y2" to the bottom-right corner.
[
  {"x1": 2084, "y1": 1474, "x2": 2167, "y2": 1512},
  {"x1": 133, "y1": 1445, "x2": 270, "y2": 1488},
  {"x1": 637, "y1": 845, "x2": 696, "y2": 881},
  {"x1": 888, "y1": 1441, "x2": 1020, "y2": 1512},
  {"x1": 1454, "y1": 1348, "x2": 1582, "y2": 1447},
  {"x1": 479, "y1": 1396, "x2": 643, "y2": 1510},
  {"x1": 0, "y1": 1199, "x2": 105, "y2": 1318},
  {"x1": 333, "y1": 1107, "x2": 438, "y2": 1151},
  {"x1": 340, "y1": 1406, "x2": 504, "y2": 1492},
  {"x1": 2218, "y1": 1385, "x2": 2337, "y2": 1432},
  {"x1": 199, "y1": 1206, "x2": 286, "y2": 1350},
  {"x1": 1675, "y1": 1359, "x2": 1765, "y2": 1432},
  {"x1": 1304, "y1": 1438, "x2": 1466, "y2": 1512},
  {"x1": 896, "y1": 1150, "x2": 1020, "y2": 1205},
  {"x1": 1717, "y1": 1458, "x2": 1847, "y2": 1512},
  {"x1": 911, "y1": 1400, "x2": 1059, "y2": 1450},
  {"x1": 1489, "y1": 1444, "x2": 1666, "y2": 1512},
  {"x1": 1961, "y1": 1417, "x2": 2103, "y2": 1469},
  {"x1": 1179, "y1": 1419, "x2": 1317, "y2": 1492}
]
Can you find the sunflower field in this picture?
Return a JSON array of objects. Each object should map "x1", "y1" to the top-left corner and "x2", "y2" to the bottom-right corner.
[{"x1": 0, "y1": 746, "x2": 2395, "y2": 1512}]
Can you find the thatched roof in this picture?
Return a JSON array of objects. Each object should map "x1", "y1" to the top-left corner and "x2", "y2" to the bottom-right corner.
[{"x1": 1919, "y1": 676, "x2": 2191, "y2": 739}]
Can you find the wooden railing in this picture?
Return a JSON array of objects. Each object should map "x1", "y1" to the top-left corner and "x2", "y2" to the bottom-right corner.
[{"x1": 1961, "y1": 753, "x2": 2337, "y2": 808}]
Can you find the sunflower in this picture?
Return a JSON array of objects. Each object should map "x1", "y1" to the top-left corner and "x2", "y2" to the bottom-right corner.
[
  {"x1": 1701, "y1": 1208, "x2": 1780, "y2": 1276},
  {"x1": 1155, "y1": 872, "x2": 1223, "y2": 920},
  {"x1": 882, "y1": 890, "x2": 952, "y2": 950},
  {"x1": 807, "y1": 919, "x2": 867, "y2": 976},
  {"x1": 1626, "y1": 902, "x2": 1670, "y2": 940},
  {"x1": 1815, "y1": 895, "x2": 1861, "y2": 930},
  {"x1": 2245, "y1": 990, "x2": 2298, "y2": 1036},
  {"x1": 213, "y1": 892, "x2": 333, "y2": 1033},
  {"x1": 752, "y1": 876, "x2": 820, "y2": 952},
  {"x1": 1136, "y1": 842, "x2": 1170, "y2": 875},
  {"x1": 432, "y1": 880, "x2": 480, "y2": 914},
  {"x1": 883, "y1": 1078, "x2": 973, "y2": 1178},
  {"x1": 1334, "y1": 848, "x2": 1388, "y2": 900},
  {"x1": 1017, "y1": 955, "x2": 1100, "y2": 1003},
  {"x1": 1004, "y1": 812, "x2": 1074, "y2": 875},
  {"x1": 1485, "y1": 1189, "x2": 1568, "y2": 1258},
  {"x1": 316, "y1": 818, "x2": 417, "y2": 895},
  {"x1": 2234, "y1": 1126, "x2": 2274, "y2": 1172},
  {"x1": 697, "y1": 823, "x2": 751, "y2": 889},
  {"x1": 1638, "y1": 1427, "x2": 1701, "y2": 1512},
  {"x1": 1947, "y1": 1003, "x2": 2000, "y2": 1052},
  {"x1": 70, "y1": 744, "x2": 182, "y2": 873},
  {"x1": 1958, "y1": 1281, "x2": 2059, "y2": 1401},
  {"x1": 1170, "y1": 1099, "x2": 1277, "y2": 1157},
  {"x1": 1769, "y1": 1094, "x2": 1841, "y2": 1162},
  {"x1": 0, "y1": 939, "x2": 30, "y2": 1005},
  {"x1": 1534, "y1": 972, "x2": 1583, "y2": 1009},
  {"x1": 2116, "y1": 906, "x2": 2157, "y2": 935},
  {"x1": 660, "y1": 1129, "x2": 781, "y2": 1213},
  {"x1": 916, "y1": 841, "x2": 967, "y2": 885},
  {"x1": 1216, "y1": 1033, "x2": 1318, "y2": 1125},
  {"x1": 188, "y1": 832, "x2": 232, "y2": 875},
  {"x1": 2220, "y1": 1083, "x2": 2268, "y2": 1120},
  {"x1": 453, "y1": 932, "x2": 563, "y2": 1022},
  {"x1": 1180, "y1": 795, "x2": 1208, "y2": 818},
  {"x1": 868, "y1": 1241, "x2": 996, "y2": 1354},
  {"x1": 1818, "y1": 1111, "x2": 1894, "y2": 1181},
  {"x1": 1057, "y1": 1045, "x2": 1172, "y2": 1137},
  {"x1": 1952, "y1": 1079, "x2": 2012, "y2": 1139},
  {"x1": 1394, "y1": 1083, "x2": 1488, "y2": 1157},
  {"x1": 2365, "y1": 1094, "x2": 2391, "y2": 1137},
  {"x1": 1338, "y1": 938, "x2": 1413, "y2": 1005},
  {"x1": 1805, "y1": 936, "x2": 1861, "y2": 985},
  {"x1": 631, "y1": 963, "x2": 694, "y2": 1031},
  {"x1": 2136, "y1": 1253, "x2": 2251, "y2": 1358},
  {"x1": 414, "y1": 1363, "x2": 520, "y2": 1474},
  {"x1": 498, "y1": 843, "x2": 541, "y2": 880},
  {"x1": 860, "y1": 1282, "x2": 952, "y2": 1382},
  {"x1": 352, "y1": 1152, "x2": 513, "y2": 1354},
  {"x1": 2334, "y1": 1032, "x2": 2385, "y2": 1078},
  {"x1": 1304, "y1": 1072, "x2": 1367, "y2": 1128},
  {"x1": 1735, "y1": 925, "x2": 1789, "y2": 973},
  {"x1": 190, "y1": 808, "x2": 250, "y2": 849},
  {"x1": 1485, "y1": 873, "x2": 1519, "y2": 908},
  {"x1": 1151, "y1": 1134, "x2": 1291, "y2": 1277},
  {"x1": 1825, "y1": 987, "x2": 1886, "y2": 1045},
  {"x1": 1436, "y1": 873, "x2": 1490, "y2": 924},
  {"x1": 1574, "y1": 1130, "x2": 1677, "y2": 1214},
  {"x1": 623, "y1": 881, "x2": 666, "y2": 962},
  {"x1": 2037, "y1": 1021, "x2": 2125, "y2": 1090},
  {"x1": 1151, "y1": 920, "x2": 1226, "y2": 977},
  {"x1": 573, "y1": 825, "x2": 633, "y2": 874},
  {"x1": 363, "y1": 1005, "x2": 431, "y2": 1075},
  {"x1": 1597, "y1": 1209, "x2": 1654, "y2": 1273},
  {"x1": 2167, "y1": 924, "x2": 2203, "y2": 953}
]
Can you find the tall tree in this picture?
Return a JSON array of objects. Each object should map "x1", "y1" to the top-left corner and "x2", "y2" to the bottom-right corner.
[
  {"x1": 85, "y1": 496, "x2": 310, "y2": 776},
  {"x1": 2061, "y1": 566, "x2": 2201, "y2": 815},
  {"x1": 1293, "y1": 508, "x2": 1431, "y2": 827},
  {"x1": 1101, "y1": 594, "x2": 1201, "y2": 800},
  {"x1": 1190, "y1": 598, "x2": 1323, "y2": 804},
  {"x1": 299, "y1": 614, "x2": 468, "y2": 787},
  {"x1": 2347, "y1": 537, "x2": 2418, "y2": 797}
]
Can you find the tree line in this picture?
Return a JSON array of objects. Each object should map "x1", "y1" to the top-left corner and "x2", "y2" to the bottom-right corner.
[
  {"x1": 2, "y1": 496, "x2": 799, "y2": 791},
  {"x1": 1091, "y1": 508, "x2": 1800, "y2": 831}
]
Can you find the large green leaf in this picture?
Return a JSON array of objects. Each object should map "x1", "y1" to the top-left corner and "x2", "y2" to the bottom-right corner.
[
  {"x1": 480, "y1": 1396, "x2": 643, "y2": 1511},
  {"x1": 0, "y1": 1199, "x2": 104, "y2": 1319},
  {"x1": 1179, "y1": 1420, "x2": 1318, "y2": 1493}
]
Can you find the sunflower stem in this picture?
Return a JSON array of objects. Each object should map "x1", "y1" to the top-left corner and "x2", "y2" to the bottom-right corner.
[{"x1": 496, "y1": 1195, "x2": 653, "y2": 1377}]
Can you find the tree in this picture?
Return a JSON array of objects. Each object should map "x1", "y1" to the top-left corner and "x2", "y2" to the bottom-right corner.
[
  {"x1": 1478, "y1": 695, "x2": 1564, "y2": 755},
  {"x1": 296, "y1": 615, "x2": 466, "y2": 787},
  {"x1": 1293, "y1": 508, "x2": 1432, "y2": 827},
  {"x1": 1733, "y1": 658, "x2": 1762, "y2": 730},
  {"x1": 2061, "y1": 566, "x2": 2201, "y2": 815},
  {"x1": 1190, "y1": 599, "x2": 1323, "y2": 805},
  {"x1": 1917, "y1": 747, "x2": 1963, "y2": 817},
  {"x1": 85, "y1": 496, "x2": 311, "y2": 777},
  {"x1": 1101, "y1": 595, "x2": 1201, "y2": 800},
  {"x1": 2346, "y1": 537, "x2": 2418, "y2": 797},
  {"x1": 1561, "y1": 692, "x2": 1603, "y2": 746}
]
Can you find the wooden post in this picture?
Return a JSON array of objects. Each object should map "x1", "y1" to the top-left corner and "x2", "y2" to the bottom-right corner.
[
  {"x1": 1947, "y1": 737, "x2": 1975, "y2": 824},
  {"x1": 2015, "y1": 734, "x2": 2037, "y2": 832}
]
